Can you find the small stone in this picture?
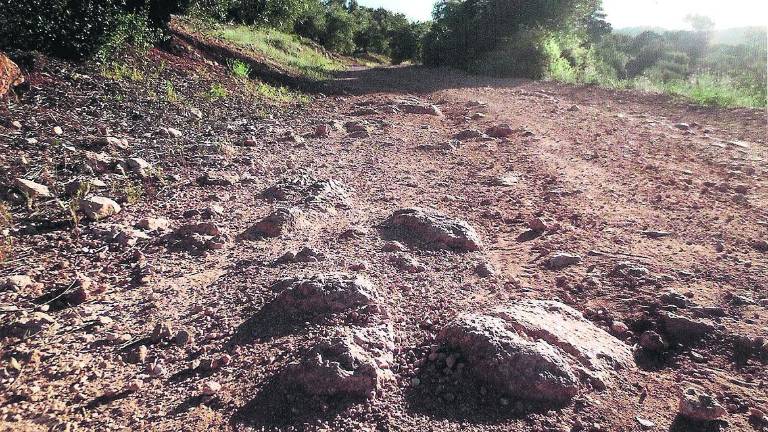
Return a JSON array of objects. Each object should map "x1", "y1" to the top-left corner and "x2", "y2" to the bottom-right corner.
[
  {"x1": 14, "y1": 178, "x2": 51, "y2": 198},
  {"x1": 190, "y1": 108, "x2": 203, "y2": 119},
  {"x1": 148, "y1": 361, "x2": 167, "y2": 376},
  {"x1": 160, "y1": 127, "x2": 182, "y2": 138},
  {"x1": 135, "y1": 345, "x2": 148, "y2": 363},
  {"x1": 475, "y1": 262, "x2": 495, "y2": 277},
  {"x1": 136, "y1": 217, "x2": 170, "y2": 231},
  {"x1": 314, "y1": 124, "x2": 332, "y2": 137},
  {"x1": 242, "y1": 136, "x2": 258, "y2": 146},
  {"x1": 610, "y1": 321, "x2": 629, "y2": 336},
  {"x1": 636, "y1": 417, "x2": 655, "y2": 429},
  {"x1": 678, "y1": 387, "x2": 726, "y2": 421},
  {"x1": 639, "y1": 330, "x2": 668, "y2": 352},
  {"x1": 201, "y1": 381, "x2": 222, "y2": 395},
  {"x1": 125, "y1": 380, "x2": 143, "y2": 392},
  {"x1": 486, "y1": 124, "x2": 516, "y2": 138},
  {"x1": 528, "y1": 217, "x2": 548, "y2": 232},
  {"x1": 53, "y1": 126, "x2": 63, "y2": 135},
  {"x1": 382, "y1": 241, "x2": 407, "y2": 252},
  {"x1": 174, "y1": 328, "x2": 194, "y2": 346},
  {"x1": 547, "y1": 252, "x2": 581, "y2": 270},
  {"x1": 10, "y1": 120, "x2": 22, "y2": 129},
  {"x1": 79, "y1": 196, "x2": 121, "y2": 220},
  {"x1": 151, "y1": 321, "x2": 173, "y2": 342},
  {"x1": 2, "y1": 275, "x2": 34, "y2": 292}
]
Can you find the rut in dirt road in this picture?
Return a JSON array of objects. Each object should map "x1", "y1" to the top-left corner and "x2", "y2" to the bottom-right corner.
[{"x1": 1, "y1": 45, "x2": 766, "y2": 432}]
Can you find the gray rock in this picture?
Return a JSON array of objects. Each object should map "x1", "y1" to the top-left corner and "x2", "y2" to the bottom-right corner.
[
  {"x1": 2, "y1": 275, "x2": 34, "y2": 292},
  {"x1": 270, "y1": 273, "x2": 380, "y2": 315},
  {"x1": 14, "y1": 178, "x2": 51, "y2": 198},
  {"x1": 439, "y1": 300, "x2": 634, "y2": 402},
  {"x1": 438, "y1": 313, "x2": 579, "y2": 403},
  {"x1": 547, "y1": 252, "x2": 582, "y2": 270},
  {"x1": 389, "y1": 252, "x2": 426, "y2": 273},
  {"x1": 245, "y1": 207, "x2": 304, "y2": 238},
  {"x1": 678, "y1": 387, "x2": 726, "y2": 421},
  {"x1": 279, "y1": 325, "x2": 394, "y2": 398},
  {"x1": 398, "y1": 103, "x2": 442, "y2": 116},
  {"x1": 661, "y1": 312, "x2": 715, "y2": 341},
  {"x1": 79, "y1": 196, "x2": 121, "y2": 220},
  {"x1": 383, "y1": 207, "x2": 482, "y2": 252},
  {"x1": 263, "y1": 173, "x2": 348, "y2": 210},
  {"x1": 196, "y1": 172, "x2": 240, "y2": 187}
]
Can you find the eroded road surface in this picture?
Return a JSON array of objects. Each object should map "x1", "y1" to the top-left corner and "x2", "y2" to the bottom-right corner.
[{"x1": 2, "y1": 56, "x2": 766, "y2": 432}]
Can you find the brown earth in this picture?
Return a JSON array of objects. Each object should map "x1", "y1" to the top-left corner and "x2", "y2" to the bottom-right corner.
[{"x1": 0, "y1": 34, "x2": 766, "y2": 432}]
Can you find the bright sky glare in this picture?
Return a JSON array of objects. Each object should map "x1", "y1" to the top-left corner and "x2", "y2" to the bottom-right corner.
[{"x1": 356, "y1": 0, "x2": 768, "y2": 29}]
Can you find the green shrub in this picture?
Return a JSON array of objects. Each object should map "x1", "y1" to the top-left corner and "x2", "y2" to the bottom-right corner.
[{"x1": 0, "y1": 0, "x2": 186, "y2": 59}]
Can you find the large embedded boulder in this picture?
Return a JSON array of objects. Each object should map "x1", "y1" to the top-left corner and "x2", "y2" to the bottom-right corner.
[
  {"x1": 244, "y1": 207, "x2": 304, "y2": 238},
  {"x1": 438, "y1": 300, "x2": 634, "y2": 403},
  {"x1": 278, "y1": 324, "x2": 394, "y2": 399},
  {"x1": 270, "y1": 273, "x2": 380, "y2": 315},
  {"x1": 0, "y1": 52, "x2": 24, "y2": 98},
  {"x1": 263, "y1": 173, "x2": 348, "y2": 211},
  {"x1": 382, "y1": 207, "x2": 482, "y2": 252}
]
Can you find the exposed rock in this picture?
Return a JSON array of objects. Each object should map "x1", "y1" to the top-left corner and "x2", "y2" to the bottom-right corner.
[
  {"x1": 438, "y1": 313, "x2": 579, "y2": 403},
  {"x1": 753, "y1": 239, "x2": 768, "y2": 252},
  {"x1": 639, "y1": 330, "x2": 668, "y2": 352},
  {"x1": 454, "y1": 129, "x2": 486, "y2": 141},
  {"x1": 439, "y1": 300, "x2": 633, "y2": 402},
  {"x1": 245, "y1": 207, "x2": 304, "y2": 238},
  {"x1": 547, "y1": 252, "x2": 582, "y2": 270},
  {"x1": 125, "y1": 158, "x2": 152, "y2": 177},
  {"x1": 263, "y1": 173, "x2": 348, "y2": 210},
  {"x1": 344, "y1": 121, "x2": 371, "y2": 134},
  {"x1": 135, "y1": 217, "x2": 170, "y2": 231},
  {"x1": 486, "y1": 124, "x2": 516, "y2": 138},
  {"x1": 80, "y1": 197, "x2": 121, "y2": 221},
  {"x1": 678, "y1": 387, "x2": 727, "y2": 421},
  {"x1": 64, "y1": 178, "x2": 106, "y2": 196},
  {"x1": 201, "y1": 380, "x2": 221, "y2": 395},
  {"x1": 151, "y1": 321, "x2": 174, "y2": 342},
  {"x1": 398, "y1": 103, "x2": 442, "y2": 116},
  {"x1": 175, "y1": 222, "x2": 220, "y2": 237},
  {"x1": 83, "y1": 151, "x2": 114, "y2": 174},
  {"x1": 314, "y1": 123, "x2": 333, "y2": 137},
  {"x1": 660, "y1": 290, "x2": 691, "y2": 308},
  {"x1": 389, "y1": 252, "x2": 426, "y2": 273},
  {"x1": 475, "y1": 262, "x2": 495, "y2": 277},
  {"x1": 275, "y1": 246, "x2": 325, "y2": 264},
  {"x1": 197, "y1": 172, "x2": 240, "y2": 187},
  {"x1": 383, "y1": 207, "x2": 482, "y2": 252},
  {"x1": 279, "y1": 325, "x2": 393, "y2": 398},
  {"x1": 166, "y1": 222, "x2": 225, "y2": 254},
  {"x1": 270, "y1": 273, "x2": 379, "y2": 315},
  {"x1": 2, "y1": 275, "x2": 34, "y2": 292},
  {"x1": 528, "y1": 217, "x2": 548, "y2": 232},
  {"x1": 661, "y1": 312, "x2": 715, "y2": 341},
  {"x1": 382, "y1": 240, "x2": 407, "y2": 252},
  {"x1": 0, "y1": 52, "x2": 25, "y2": 98},
  {"x1": 160, "y1": 127, "x2": 182, "y2": 138},
  {"x1": 14, "y1": 178, "x2": 51, "y2": 198}
]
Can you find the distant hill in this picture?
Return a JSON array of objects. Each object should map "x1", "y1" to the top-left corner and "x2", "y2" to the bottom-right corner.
[{"x1": 616, "y1": 26, "x2": 767, "y2": 46}]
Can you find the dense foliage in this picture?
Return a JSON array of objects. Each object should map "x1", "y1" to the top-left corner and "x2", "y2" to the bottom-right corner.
[{"x1": 0, "y1": 0, "x2": 187, "y2": 59}]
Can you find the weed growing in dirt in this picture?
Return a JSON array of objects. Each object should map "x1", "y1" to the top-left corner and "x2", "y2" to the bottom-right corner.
[
  {"x1": 0, "y1": 202, "x2": 12, "y2": 262},
  {"x1": 164, "y1": 80, "x2": 179, "y2": 102},
  {"x1": 229, "y1": 59, "x2": 251, "y2": 78},
  {"x1": 247, "y1": 81, "x2": 308, "y2": 103},
  {"x1": 123, "y1": 183, "x2": 143, "y2": 205},
  {"x1": 102, "y1": 62, "x2": 145, "y2": 81},
  {"x1": 207, "y1": 83, "x2": 228, "y2": 100}
]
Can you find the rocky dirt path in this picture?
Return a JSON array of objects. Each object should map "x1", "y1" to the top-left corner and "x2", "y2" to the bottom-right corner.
[{"x1": 1, "y1": 47, "x2": 766, "y2": 432}]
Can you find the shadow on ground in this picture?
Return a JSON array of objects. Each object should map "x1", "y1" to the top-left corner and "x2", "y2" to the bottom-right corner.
[{"x1": 230, "y1": 376, "x2": 362, "y2": 429}]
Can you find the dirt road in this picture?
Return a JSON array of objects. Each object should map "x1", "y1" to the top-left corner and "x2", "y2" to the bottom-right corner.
[{"x1": 1, "y1": 50, "x2": 766, "y2": 432}]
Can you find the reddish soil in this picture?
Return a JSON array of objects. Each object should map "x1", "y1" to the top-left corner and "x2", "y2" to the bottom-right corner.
[{"x1": 1, "y1": 37, "x2": 766, "y2": 432}]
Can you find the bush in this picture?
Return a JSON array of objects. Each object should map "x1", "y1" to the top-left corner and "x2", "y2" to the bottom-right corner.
[{"x1": 0, "y1": 0, "x2": 187, "y2": 59}]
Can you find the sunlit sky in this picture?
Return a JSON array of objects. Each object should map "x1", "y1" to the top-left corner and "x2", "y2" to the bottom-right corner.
[{"x1": 357, "y1": 0, "x2": 768, "y2": 29}]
